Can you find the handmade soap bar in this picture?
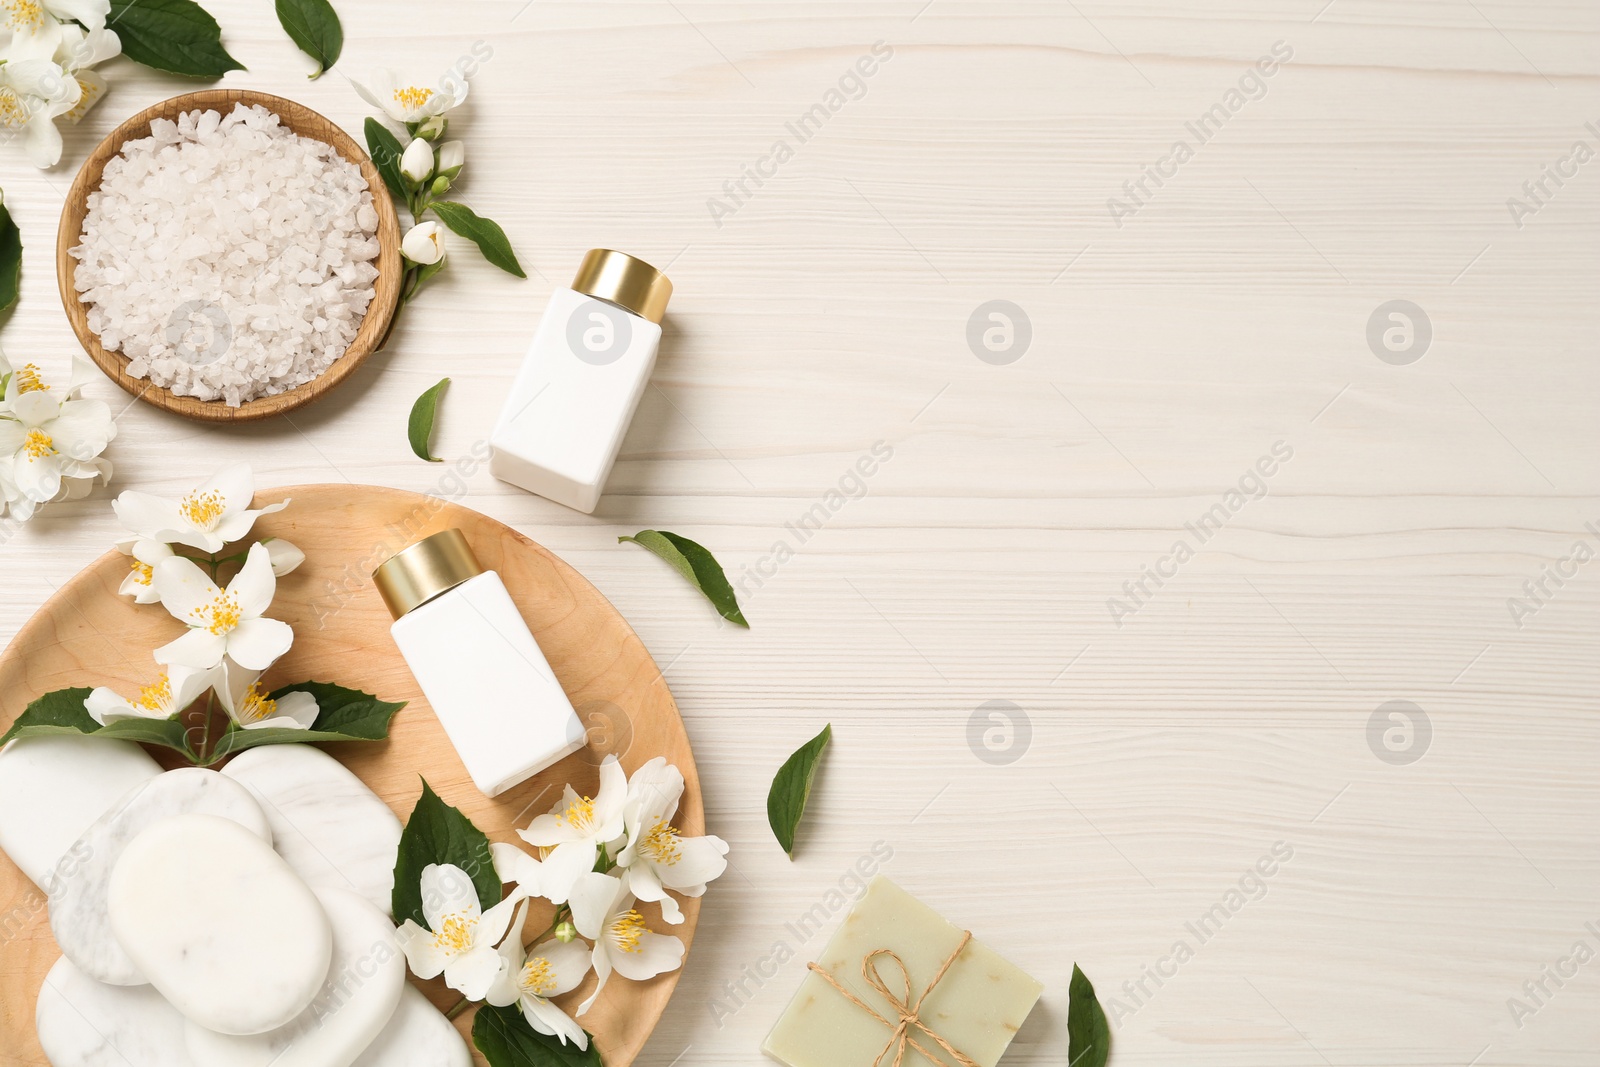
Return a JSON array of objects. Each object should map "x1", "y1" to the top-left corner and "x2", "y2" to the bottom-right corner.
[
  {"x1": 108, "y1": 813, "x2": 333, "y2": 1036},
  {"x1": 351, "y1": 985, "x2": 472, "y2": 1067},
  {"x1": 36, "y1": 956, "x2": 195, "y2": 1067},
  {"x1": 223, "y1": 744, "x2": 403, "y2": 915},
  {"x1": 184, "y1": 885, "x2": 406, "y2": 1066},
  {"x1": 762, "y1": 876, "x2": 1042, "y2": 1067},
  {"x1": 0, "y1": 734, "x2": 160, "y2": 890},
  {"x1": 51, "y1": 766, "x2": 272, "y2": 986}
]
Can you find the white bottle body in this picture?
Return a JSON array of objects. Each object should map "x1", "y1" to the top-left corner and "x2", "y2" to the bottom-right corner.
[
  {"x1": 389, "y1": 571, "x2": 586, "y2": 797},
  {"x1": 490, "y1": 286, "x2": 662, "y2": 513}
]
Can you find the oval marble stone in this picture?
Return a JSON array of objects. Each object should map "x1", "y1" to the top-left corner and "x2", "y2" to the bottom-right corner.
[
  {"x1": 351, "y1": 984, "x2": 472, "y2": 1067},
  {"x1": 36, "y1": 956, "x2": 195, "y2": 1067},
  {"x1": 49, "y1": 766, "x2": 272, "y2": 986},
  {"x1": 222, "y1": 744, "x2": 402, "y2": 915},
  {"x1": 0, "y1": 734, "x2": 161, "y2": 891},
  {"x1": 108, "y1": 813, "x2": 333, "y2": 1036},
  {"x1": 184, "y1": 886, "x2": 406, "y2": 1067}
]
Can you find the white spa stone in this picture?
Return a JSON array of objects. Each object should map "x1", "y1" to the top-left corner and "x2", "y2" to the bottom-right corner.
[
  {"x1": 351, "y1": 984, "x2": 472, "y2": 1067},
  {"x1": 0, "y1": 734, "x2": 161, "y2": 891},
  {"x1": 108, "y1": 813, "x2": 333, "y2": 1036},
  {"x1": 50, "y1": 766, "x2": 272, "y2": 986},
  {"x1": 222, "y1": 744, "x2": 402, "y2": 915},
  {"x1": 36, "y1": 955, "x2": 195, "y2": 1067},
  {"x1": 184, "y1": 886, "x2": 405, "y2": 1067}
]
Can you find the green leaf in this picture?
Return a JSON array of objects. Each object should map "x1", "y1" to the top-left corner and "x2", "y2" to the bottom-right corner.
[
  {"x1": 766, "y1": 723, "x2": 830, "y2": 857},
  {"x1": 0, "y1": 191, "x2": 20, "y2": 314},
  {"x1": 0, "y1": 688, "x2": 101, "y2": 748},
  {"x1": 473, "y1": 1004, "x2": 601, "y2": 1067},
  {"x1": 364, "y1": 118, "x2": 406, "y2": 201},
  {"x1": 408, "y1": 377, "x2": 449, "y2": 462},
  {"x1": 93, "y1": 717, "x2": 195, "y2": 756},
  {"x1": 619, "y1": 530, "x2": 749, "y2": 628},
  {"x1": 393, "y1": 779, "x2": 500, "y2": 928},
  {"x1": 1068, "y1": 963, "x2": 1111, "y2": 1067},
  {"x1": 274, "y1": 0, "x2": 342, "y2": 79},
  {"x1": 107, "y1": 0, "x2": 245, "y2": 78},
  {"x1": 207, "y1": 681, "x2": 404, "y2": 760},
  {"x1": 429, "y1": 201, "x2": 526, "y2": 278}
]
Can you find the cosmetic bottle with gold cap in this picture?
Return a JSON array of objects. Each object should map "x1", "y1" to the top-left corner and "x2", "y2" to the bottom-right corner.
[
  {"x1": 372, "y1": 529, "x2": 587, "y2": 797},
  {"x1": 490, "y1": 248, "x2": 673, "y2": 513}
]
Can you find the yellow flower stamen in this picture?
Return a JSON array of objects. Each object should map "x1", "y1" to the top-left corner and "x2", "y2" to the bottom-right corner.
[
  {"x1": 236, "y1": 682, "x2": 278, "y2": 724},
  {"x1": 433, "y1": 913, "x2": 476, "y2": 954},
  {"x1": 14, "y1": 363, "x2": 48, "y2": 393},
  {"x1": 640, "y1": 820, "x2": 682, "y2": 866},
  {"x1": 133, "y1": 673, "x2": 171, "y2": 714},
  {"x1": 393, "y1": 86, "x2": 434, "y2": 111},
  {"x1": 0, "y1": 87, "x2": 34, "y2": 131},
  {"x1": 180, "y1": 489, "x2": 226, "y2": 528},
  {"x1": 65, "y1": 77, "x2": 102, "y2": 123},
  {"x1": 610, "y1": 909, "x2": 647, "y2": 954},
  {"x1": 22, "y1": 428, "x2": 55, "y2": 459},
  {"x1": 130, "y1": 559, "x2": 154, "y2": 586},
  {"x1": 190, "y1": 591, "x2": 241, "y2": 636},
  {"x1": 519, "y1": 957, "x2": 557, "y2": 997},
  {"x1": 559, "y1": 795, "x2": 595, "y2": 831},
  {"x1": 1, "y1": 0, "x2": 43, "y2": 33}
]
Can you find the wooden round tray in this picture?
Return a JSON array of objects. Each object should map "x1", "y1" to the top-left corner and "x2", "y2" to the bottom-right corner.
[
  {"x1": 0, "y1": 485, "x2": 700, "y2": 1065},
  {"x1": 56, "y1": 90, "x2": 404, "y2": 423}
]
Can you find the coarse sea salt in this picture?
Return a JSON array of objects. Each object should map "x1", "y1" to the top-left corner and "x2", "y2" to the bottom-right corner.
[{"x1": 70, "y1": 105, "x2": 382, "y2": 407}]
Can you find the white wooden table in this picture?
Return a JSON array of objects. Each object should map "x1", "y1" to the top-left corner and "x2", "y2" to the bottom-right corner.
[{"x1": 3, "y1": 2, "x2": 1598, "y2": 1064}]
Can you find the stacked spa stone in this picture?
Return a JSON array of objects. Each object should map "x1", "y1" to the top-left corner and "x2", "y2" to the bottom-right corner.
[{"x1": 0, "y1": 736, "x2": 471, "y2": 1067}]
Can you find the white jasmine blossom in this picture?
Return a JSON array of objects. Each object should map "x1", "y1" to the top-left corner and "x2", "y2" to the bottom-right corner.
[
  {"x1": 437, "y1": 140, "x2": 464, "y2": 178},
  {"x1": 567, "y1": 871, "x2": 683, "y2": 1016},
  {"x1": 152, "y1": 542, "x2": 292, "y2": 671},
  {"x1": 353, "y1": 68, "x2": 467, "y2": 125},
  {"x1": 486, "y1": 899, "x2": 592, "y2": 1050},
  {"x1": 215, "y1": 657, "x2": 318, "y2": 731},
  {"x1": 401, "y1": 220, "x2": 444, "y2": 265},
  {"x1": 0, "y1": 350, "x2": 115, "y2": 520},
  {"x1": 396, "y1": 862, "x2": 520, "y2": 1000},
  {"x1": 113, "y1": 463, "x2": 287, "y2": 553},
  {"x1": 117, "y1": 539, "x2": 174, "y2": 604},
  {"x1": 617, "y1": 758, "x2": 729, "y2": 924},
  {"x1": 85, "y1": 663, "x2": 214, "y2": 724},
  {"x1": 517, "y1": 755, "x2": 628, "y2": 904},
  {"x1": 261, "y1": 537, "x2": 305, "y2": 577},
  {"x1": 400, "y1": 137, "x2": 433, "y2": 183},
  {"x1": 0, "y1": 13, "x2": 119, "y2": 167},
  {"x1": 491, "y1": 841, "x2": 546, "y2": 902}
]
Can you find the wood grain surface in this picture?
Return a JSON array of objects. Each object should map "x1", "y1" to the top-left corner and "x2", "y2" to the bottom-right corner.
[
  {"x1": 1, "y1": 2, "x2": 1597, "y2": 1066},
  {"x1": 56, "y1": 90, "x2": 403, "y2": 423},
  {"x1": 0, "y1": 485, "x2": 701, "y2": 1066}
]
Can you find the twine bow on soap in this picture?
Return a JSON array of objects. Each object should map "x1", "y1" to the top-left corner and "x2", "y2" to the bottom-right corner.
[{"x1": 805, "y1": 931, "x2": 980, "y2": 1067}]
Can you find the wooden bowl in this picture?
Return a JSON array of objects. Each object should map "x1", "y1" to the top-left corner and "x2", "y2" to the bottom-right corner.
[
  {"x1": 0, "y1": 485, "x2": 703, "y2": 1065},
  {"x1": 56, "y1": 90, "x2": 403, "y2": 423}
]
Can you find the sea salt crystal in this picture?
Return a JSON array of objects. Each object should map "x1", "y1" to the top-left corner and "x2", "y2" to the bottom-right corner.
[{"x1": 70, "y1": 104, "x2": 382, "y2": 407}]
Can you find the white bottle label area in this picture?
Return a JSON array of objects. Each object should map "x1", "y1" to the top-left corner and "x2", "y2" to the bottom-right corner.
[
  {"x1": 490, "y1": 286, "x2": 662, "y2": 513},
  {"x1": 390, "y1": 572, "x2": 588, "y2": 797}
]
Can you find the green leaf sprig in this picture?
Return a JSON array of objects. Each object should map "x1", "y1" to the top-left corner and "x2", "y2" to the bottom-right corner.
[
  {"x1": 767, "y1": 723, "x2": 831, "y2": 856},
  {"x1": 0, "y1": 189, "x2": 20, "y2": 314},
  {"x1": 429, "y1": 202, "x2": 525, "y2": 279},
  {"x1": 274, "y1": 0, "x2": 342, "y2": 79},
  {"x1": 107, "y1": 0, "x2": 244, "y2": 79},
  {"x1": 1068, "y1": 963, "x2": 1111, "y2": 1067},
  {"x1": 619, "y1": 530, "x2": 749, "y2": 627},
  {"x1": 407, "y1": 377, "x2": 449, "y2": 462},
  {"x1": 0, "y1": 683, "x2": 402, "y2": 766}
]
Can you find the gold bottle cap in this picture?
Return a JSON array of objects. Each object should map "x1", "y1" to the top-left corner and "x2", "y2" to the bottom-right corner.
[
  {"x1": 571, "y1": 249, "x2": 672, "y2": 324},
  {"x1": 371, "y1": 529, "x2": 484, "y2": 620}
]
